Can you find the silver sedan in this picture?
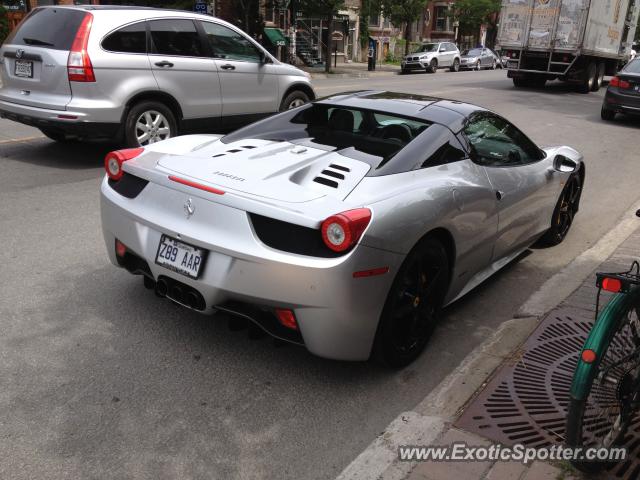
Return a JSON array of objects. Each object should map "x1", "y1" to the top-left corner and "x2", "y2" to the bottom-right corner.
[{"x1": 100, "y1": 91, "x2": 584, "y2": 367}]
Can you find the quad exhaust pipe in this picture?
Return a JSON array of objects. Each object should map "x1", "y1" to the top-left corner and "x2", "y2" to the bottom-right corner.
[{"x1": 151, "y1": 276, "x2": 205, "y2": 311}]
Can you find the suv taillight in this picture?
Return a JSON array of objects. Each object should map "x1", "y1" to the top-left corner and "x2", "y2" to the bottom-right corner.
[
  {"x1": 67, "y1": 13, "x2": 95, "y2": 82},
  {"x1": 321, "y1": 208, "x2": 371, "y2": 252}
]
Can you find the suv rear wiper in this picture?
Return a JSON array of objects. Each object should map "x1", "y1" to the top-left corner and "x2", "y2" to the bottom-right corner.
[{"x1": 22, "y1": 37, "x2": 54, "y2": 47}]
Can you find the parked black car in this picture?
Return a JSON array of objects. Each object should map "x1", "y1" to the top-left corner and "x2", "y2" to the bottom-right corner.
[{"x1": 601, "y1": 58, "x2": 640, "y2": 121}]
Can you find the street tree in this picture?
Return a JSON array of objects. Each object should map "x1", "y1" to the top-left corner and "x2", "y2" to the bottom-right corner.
[
  {"x1": 299, "y1": 0, "x2": 346, "y2": 73},
  {"x1": 450, "y1": 0, "x2": 500, "y2": 46},
  {"x1": 0, "y1": 6, "x2": 8, "y2": 46},
  {"x1": 380, "y1": 0, "x2": 429, "y2": 56}
]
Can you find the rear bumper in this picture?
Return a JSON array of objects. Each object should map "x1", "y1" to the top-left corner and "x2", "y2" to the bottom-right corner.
[
  {"x1": 0, "y1": 99, "x2": 121, "y2": 137},
  {"x1": 604, "y1": 88, "x2": 640, "y2": 114},
  {"x1": 100, "y1": 176, "x2": 404, "y2": 361}
]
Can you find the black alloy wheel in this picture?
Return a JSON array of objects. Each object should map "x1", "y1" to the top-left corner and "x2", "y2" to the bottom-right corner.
[{"x1": 374, "y1": 237, "x2": 450, "y2": 367}]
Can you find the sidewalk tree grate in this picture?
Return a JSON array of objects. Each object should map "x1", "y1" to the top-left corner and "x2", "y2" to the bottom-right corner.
[{"x1": 455, "y1": 306, "x2": 640, "y2": 479}]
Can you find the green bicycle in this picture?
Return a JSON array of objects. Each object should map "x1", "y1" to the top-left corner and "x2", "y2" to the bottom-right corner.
[{"x1": 566, "y1": 212, "x2": 640, "y2": 472}]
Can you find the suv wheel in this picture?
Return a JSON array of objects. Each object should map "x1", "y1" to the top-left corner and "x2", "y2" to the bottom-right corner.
[
  {"x1": 450, "y1": 58, "x2": 460, "y2": 72},
  {"x1": 428, "y1": 59, "x2": 438, "y2": 73},
  {"x1": 124, "y1": 101, "x2": 176, "y2": 147},
  {"x1": 279, "y1": 90, "x2": 310, "y2": 111}
]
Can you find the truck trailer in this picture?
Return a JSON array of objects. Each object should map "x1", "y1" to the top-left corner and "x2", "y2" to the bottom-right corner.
[{"x1": 497, "y1": 0, "x2": 640, "y2": 92}]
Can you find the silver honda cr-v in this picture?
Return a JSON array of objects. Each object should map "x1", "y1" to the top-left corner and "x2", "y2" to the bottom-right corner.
[{"x1": 0, "y1": 6, "x2": 315, "y2": 146}]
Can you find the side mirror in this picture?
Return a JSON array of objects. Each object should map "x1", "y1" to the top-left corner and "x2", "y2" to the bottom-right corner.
[
  {"x1": 259, "y1": 51, "x2": 268, "y2": 64},
  {"x1": 553, "y1": 154, "x2": 578, "y2": 173}
]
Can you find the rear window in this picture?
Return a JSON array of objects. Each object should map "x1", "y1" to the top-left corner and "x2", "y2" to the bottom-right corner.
[
  {"x1": 623, "y1": 58, "x2": 640, "y2": 74},
  {"x1": 222, "y1": 104, "x2": 435, "y2": 171},
  {"x1": 102, "y1": 22, "x2": 147, "y2": 54},
  {"x1": 149, "y1": 19, "x2": 204, "y2": 57},
  {"x1": 5, "y1": 8, "x2": 87, "y2": 51}
]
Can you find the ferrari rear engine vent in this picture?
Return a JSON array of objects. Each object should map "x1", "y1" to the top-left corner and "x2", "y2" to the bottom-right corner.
[
  {"x1": 329, "y1": 164, "x2": 350, "y2": 172},
  {"x1": 321, "y1": 169, "x2": 345, "y2": 180},
  {"x1": 249, "y1": 213, "x2": 344, "y2": 258},
  {"x1": 108, "y1": 172, "x2": 149, "y2": 199},
  {"x1": 212, "y1": 145, "x2": 258, "y2": 158},
  {"x1": 313, "y1": 176, "x2": 339, "y2": 188}
]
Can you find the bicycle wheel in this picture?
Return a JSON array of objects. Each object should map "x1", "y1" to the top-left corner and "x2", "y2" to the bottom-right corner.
[{"x1": 566, "y1": 290, "x2": 640, "y2": 473}]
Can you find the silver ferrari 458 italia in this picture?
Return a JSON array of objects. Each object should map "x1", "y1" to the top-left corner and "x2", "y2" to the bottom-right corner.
[{"x1": 100, "y1": 91, "x2": 584, "y2": 366}]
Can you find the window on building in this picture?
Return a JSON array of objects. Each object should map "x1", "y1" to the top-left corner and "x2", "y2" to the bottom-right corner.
[
  {"x1": 368, "y1": 14, "x2": 380, "y2": 27},
  {"x1": 434, "y1": 6, "x2": 449, "y2": 32}
]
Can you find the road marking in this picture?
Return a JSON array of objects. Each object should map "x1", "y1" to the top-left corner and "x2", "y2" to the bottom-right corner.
[
  {"x1": 0, "y1": 135, "x2": 45, "y2": 145},
  {"x1": 336, "y1": 200, "x2": 640, "y2": 480}
]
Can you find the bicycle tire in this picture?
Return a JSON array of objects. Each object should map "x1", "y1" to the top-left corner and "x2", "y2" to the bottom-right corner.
[{"x1": 566, "y1": 287, "x2": 640, "y2": 472}]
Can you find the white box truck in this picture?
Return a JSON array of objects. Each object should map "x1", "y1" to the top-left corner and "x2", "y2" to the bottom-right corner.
[{"x1": 497, "y1": 0, "x2": 640, "y2": 92}]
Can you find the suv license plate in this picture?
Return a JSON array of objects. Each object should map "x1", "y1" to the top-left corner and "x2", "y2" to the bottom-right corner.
[
  {"x1": 14, "y1": 60, "x2": 33, "y2": 78},
  {"x1": 155, "y1": 235, "x2": 206, "y2": 279}
]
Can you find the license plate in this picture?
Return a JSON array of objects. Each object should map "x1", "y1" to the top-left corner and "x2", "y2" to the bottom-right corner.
[
  {"x1": 14, "y1": 60, "x2": 33, "y2": 78},
  {"x1": 155, "y1": 235, "x2": 206, "y2": 279}
]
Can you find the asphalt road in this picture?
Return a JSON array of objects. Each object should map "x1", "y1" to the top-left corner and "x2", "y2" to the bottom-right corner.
[{"x1": 1, "y1": 69, "x2": 638, "y2": 480}]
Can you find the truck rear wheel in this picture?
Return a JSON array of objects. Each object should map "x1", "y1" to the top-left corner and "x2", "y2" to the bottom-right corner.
[
  {"x1": 578, "y1": 62, "x2": 597, "y2": 94},
  {"x1": 592, "y1": 62, "x2": 606, "y2": 91},
  {"x1": 513, "y1": 77, "x2": 528, "y2": 88}
]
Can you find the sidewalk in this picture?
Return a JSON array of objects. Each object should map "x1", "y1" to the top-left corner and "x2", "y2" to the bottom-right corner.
[
  {"x1": 337, "y1": 208, "x2": 640, "y2": 480},
  {"x1": 403, "y1": 225, "x2": 640, "y2": 480},
  {"x1": 301, "y1": 61, "x2": 399, "y2": 79}
]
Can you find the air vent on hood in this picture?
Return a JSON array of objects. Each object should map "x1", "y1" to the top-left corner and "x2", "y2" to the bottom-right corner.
[
  {"x1": 321, "y1": 169, "x2": 344, "y2": 180},
  {"x1": 330, "y1": 164, "x2": 350, "y2": 172},
  {"x1": 313, "y1": 177, "x2": 339, "y2": 188},
  {"x1": 212, "y1": 145, "x2": 258, "y2": 158}
]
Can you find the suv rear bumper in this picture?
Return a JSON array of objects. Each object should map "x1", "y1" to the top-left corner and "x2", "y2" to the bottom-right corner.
[{"x1": 0, "y1": 100, "x2": 120, "y2": 138}]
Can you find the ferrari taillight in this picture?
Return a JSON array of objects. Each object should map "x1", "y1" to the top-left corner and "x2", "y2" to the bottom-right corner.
[
  {"x1": 321, "y1": 208, "x2": 371, "y2": 252},
  {"x1": 67, "y1": 13, "x2": 95, "y2": 82},
  {"x1": 104, "y1": 148, "x2": 144, "y2": 181}
]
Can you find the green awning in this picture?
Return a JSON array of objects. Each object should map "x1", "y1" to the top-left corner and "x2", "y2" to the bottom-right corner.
[{"x1": 264, "y1": 28, "x2": 288, "y2": 47}]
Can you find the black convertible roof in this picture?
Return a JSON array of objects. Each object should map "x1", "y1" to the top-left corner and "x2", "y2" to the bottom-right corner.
[{"x1": 316, "y1": 91, "x2": 487, "y2": 132}]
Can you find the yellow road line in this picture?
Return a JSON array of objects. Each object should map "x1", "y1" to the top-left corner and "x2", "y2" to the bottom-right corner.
[{"x1": 0, "y1": 135, "x2": 45, "y2": 145}]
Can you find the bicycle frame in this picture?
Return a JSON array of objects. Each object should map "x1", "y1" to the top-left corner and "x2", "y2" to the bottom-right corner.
[{"x1": 570, "y1": 287, "x2": 640, "y2": 401}]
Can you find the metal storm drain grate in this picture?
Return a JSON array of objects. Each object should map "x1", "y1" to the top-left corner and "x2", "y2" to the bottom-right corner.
[{"x1": 455, "y1": 307, "x2": 640, "y2": 479}]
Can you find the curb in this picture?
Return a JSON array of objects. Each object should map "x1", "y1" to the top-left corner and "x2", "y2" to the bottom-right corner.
[
  {"x1": 336, "y1": 200, "x2": 640, "y2": 480},
  {"x1": 308, "y1": 71, "x2": 399, "y2": 80}
]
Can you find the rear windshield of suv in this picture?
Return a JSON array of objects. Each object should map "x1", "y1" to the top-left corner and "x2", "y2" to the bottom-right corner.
[{"x1": 5, "y1": 8, "x2": 87, "y2": 51}]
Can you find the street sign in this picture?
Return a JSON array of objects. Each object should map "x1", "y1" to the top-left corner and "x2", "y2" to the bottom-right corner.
[{"x1": 194, "y1": 0, "x2": 207, "y2": 13}]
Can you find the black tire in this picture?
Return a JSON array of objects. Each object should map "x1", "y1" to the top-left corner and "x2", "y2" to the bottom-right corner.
[
  {"x1": 40, "y1": 128, "x2": 76, "y2": 143},
  {"x1": 592, "y1": 62, "x2": 606, "y2": 92},
  {"x1": 279, "y1": 90, "x2": 310, "y2": 112},
  {"x1": 601, "y1": 106, "x2": 616, "y2": 121},
  {"x1": 373, "y1": 237, "x2": 450, "y2": 368},
  {"x1": 530, "y1": 76, "x2": 547, "y2": 88},
  {"x1": 512, "y1": 77, "x2": 528, "y2": 88},
  {"x1": 578, "y1": 62, "x2": 597, "y2": 94},
  {"x1": 566, "y1": 298, "x2": 640, "y2": 473},
  {"x1": 537, "y1": 173, "x2": 582, "y2": 247},
  {"x1": 124, "y1": 101, "x2": 177, "y2": 148},
  {"x1": 450, "y1": 58, "x2": 460, "y2": 72},
  {"x1": 428, "y1": 59, "x2": 438, "y2": 73}
]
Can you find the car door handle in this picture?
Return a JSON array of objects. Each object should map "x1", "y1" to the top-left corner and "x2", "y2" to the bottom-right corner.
[
  {"x1": 154, "y1": 61, "x2": 174, "y2": 68},
  {"x1": 496, "y1": 190, "x2": 504, "y2": 201},
  {"x1": 220, "y1": 64, "x2": 235, "y2": 70}
]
